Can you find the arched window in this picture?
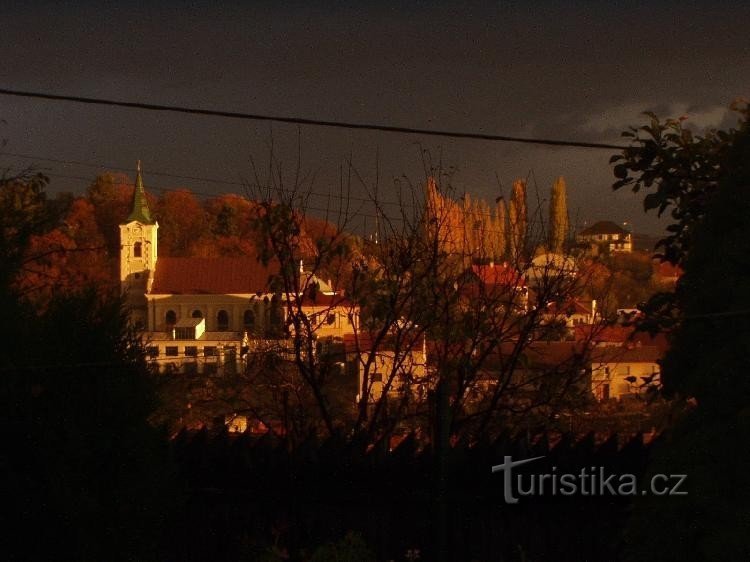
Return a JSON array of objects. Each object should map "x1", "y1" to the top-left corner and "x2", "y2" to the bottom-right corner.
[
  {"x1": 133, "y1": 241, "x2": 142, "y2": 257},
  {"x1": 243, "y1": 309, "x2": 255, "y2": 331},
  {"x1": 217, "y1": 310, "x2": 229, "y2": 331},
  {"x1": 165, "y1": 310, "x2": 177, "y2": 326},
  {"x1": 191, "y1": 309, "x2": 203, "y2": 319}
]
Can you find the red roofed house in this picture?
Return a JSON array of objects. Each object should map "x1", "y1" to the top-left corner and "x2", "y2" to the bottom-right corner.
[
  {"x1": 119, "y1": 164, "x2": 357, "y2": 373},
  {"x1": 540, "y1": 298, "x2": 598, "y2": 329}
]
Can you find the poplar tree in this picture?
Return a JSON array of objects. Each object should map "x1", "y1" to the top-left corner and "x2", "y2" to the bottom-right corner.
[
  {"x1": 508, "y1": 179, "x2": 527, "y2": 257},
  {"x1": 493, "y1": 198, "x2": 507, "y2": 260},
  {"x1": 549, "y1": 176, "x2": 569, "y2": 253}
]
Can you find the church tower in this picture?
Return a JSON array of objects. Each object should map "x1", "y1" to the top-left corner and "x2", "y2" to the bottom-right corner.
[{"x1": 119, "y1": 161, "x2": 158, "y2": 326}]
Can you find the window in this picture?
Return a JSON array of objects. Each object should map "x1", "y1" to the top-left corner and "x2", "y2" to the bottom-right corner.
[
  {"x1": 146, "y1": 346, "x2": 159, "y2": 358},
  {"x1": 204, "y1": 346, "x2": 218, "y2": 357},
  {"x1": 165, "y1": 346, "x2": 178, "y2": 357},
  {"x1": 203, "y1": 363, "x2": 218, "y2": 375},
  {"x1": 174, "y1": 327, "x2": 196, "y2": 340},
  {"x1": 184, "y1": 363, "x2": 198, "y2": 375},
  {"x1": 372, "y1": 373, "x2": 383, "y2": 383},
  {"x1": 133, "y1": 241, "x2": 142, "y2": 257},
  {"x1": 217, "y1": 310, "x2": 229, "y2": 331},
  {"x1": 326, "y1": 313, "x2": 336, "y2": 325},
  {"x1": 243, "y1": 309, "x2": 255, "y2": 331},
  {"x1": 192, "y1": 310, "x2": 203, "y2": 319},
  {"x1": 185, "y1": 346, "x2": 198, "y2": 357},
  {"x1": 165, "y1": 310, "x2": 177, "y2": 326}
]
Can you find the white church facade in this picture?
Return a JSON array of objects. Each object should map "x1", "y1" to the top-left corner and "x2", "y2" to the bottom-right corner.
[{"x1": 119, "y1": 163, "x2": 358, "y2": 374}]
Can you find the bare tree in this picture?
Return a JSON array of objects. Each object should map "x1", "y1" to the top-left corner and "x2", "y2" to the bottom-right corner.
[{"x1": 240, "y1": 146, "x2": 610, "y2": 446}]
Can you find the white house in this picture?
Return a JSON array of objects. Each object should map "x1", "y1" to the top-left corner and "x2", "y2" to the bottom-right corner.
[
  {"x1": 577, "y1": 221, "x2": 633, "y2": 254},
  {"x1": 590, "y1": 345, "x2": 661, "y2": 400}
]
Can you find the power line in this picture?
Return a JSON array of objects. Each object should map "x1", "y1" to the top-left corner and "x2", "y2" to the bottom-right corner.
[
  {"x1": 0, "y1": 87, "x2": 629, "y2": 150},
  {"x1": 13, "y1": 164, "x2": 560, "y2": 234},
  {"x1": 3, "y1": 158, "x2": 560, "y2": 230},
  {"x1": 0, "y1": 150, "x2": 407, "y2": 209}
]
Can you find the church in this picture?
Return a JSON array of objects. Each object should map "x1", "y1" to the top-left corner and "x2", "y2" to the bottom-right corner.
[{"x1": 119, "y1": 163, "x2": 357, "y2": 373}]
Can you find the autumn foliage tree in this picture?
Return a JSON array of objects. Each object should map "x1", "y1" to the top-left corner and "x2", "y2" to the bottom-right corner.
[
  {"x1": 549, "y1": 176, "x2": 569, "y2": 253},
  {"x1": 508, "y1": 178, "x2": 528, "y2": 258},
  {"x1": 155, "y1": 189, "x2": 208, "y2": 257}
]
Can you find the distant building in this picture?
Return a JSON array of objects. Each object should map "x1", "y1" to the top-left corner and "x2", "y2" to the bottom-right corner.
[
  {"x1": 539, "y1": 298, "x2": 598, "y2": 330},
  {"x1": 119, "y1": 163, "x2": 357, "y2": 374},
  {"x1": 590, "y1": 345, "x2": 661, "y2": 400},
  {"x1": 345, "y1": 334, "x2": 429, "y2": 404},
  {"x1": 576, "y1": 221, "x2": 632, "y2": 254}
]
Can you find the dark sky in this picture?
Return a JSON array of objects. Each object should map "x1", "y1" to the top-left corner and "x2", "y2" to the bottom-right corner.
[{"x1": 1, "y1": 1, "x2": 748, "y2": 234}]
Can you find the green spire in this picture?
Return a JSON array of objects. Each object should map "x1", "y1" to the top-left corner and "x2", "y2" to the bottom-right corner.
[{"x1": 127, "y1": 160, "x2": 155, "y2": 224}]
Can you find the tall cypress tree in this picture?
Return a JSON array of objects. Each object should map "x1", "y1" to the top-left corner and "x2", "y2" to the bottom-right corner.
[
  {"x1": 494, "y1": 198, "x2": 507, "y2": 260},
  {"x1": 508, "y1": 179, "x2": 527, "y2": 258},
  {"x1": 549, "y1": 176, "x2": 569, "y2": 253}
]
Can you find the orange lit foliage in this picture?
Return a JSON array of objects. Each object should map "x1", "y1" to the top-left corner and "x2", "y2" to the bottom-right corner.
[
  {"x1": 424, "y1": 177, "x2": 508, "y2": 260},
  {"x1": 87, "y1": 173, "x2": 138, "y2": 257},
  {"x1": 18, "y1": 170, "x2": 334, "y2": 305},
  {"x1": 155, "y1": 189, "x2": 207, "y2": 257},
  {"x1": 16, "y1": 199, "x2": 115, "y2": 308},
  {"x1": 192, "y1": 194, "x2": 261, "y2": 256}
]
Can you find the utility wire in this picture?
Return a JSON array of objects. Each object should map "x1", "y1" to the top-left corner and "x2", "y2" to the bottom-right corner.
[
  {"x1": 0, "y1": 87, "x2": 629, "y2": 150},
  {"x1": 4, "y1": 164, "x2": 557, "y2": 231},
  {"x1": 1, "y1": 150, "x2": 407, "y2": 208}
]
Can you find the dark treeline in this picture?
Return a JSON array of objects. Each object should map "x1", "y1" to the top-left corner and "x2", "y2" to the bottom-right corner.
[{"x1": 169, "y1": 428, "x2": 651, "y2": 561}]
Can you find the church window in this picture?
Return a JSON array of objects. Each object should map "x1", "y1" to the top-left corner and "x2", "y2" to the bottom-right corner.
[
  {"x1": 217, "y1": 310, "x2": 230, "y2": 331},
  {"x1": 165, "y1": 310, "x2": 177, "y2": 326},
  {"x1": 134, "y1": 241, "x2": 142, "y2": 257},
  {"x1": 192, "y1": 310, "x2": 203, "y2": 319},
  {"x1": 243, "y1": 309, "x2": 255, "y2": 331}
]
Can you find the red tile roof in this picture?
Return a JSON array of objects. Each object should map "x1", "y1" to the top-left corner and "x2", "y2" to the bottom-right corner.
[
  {"x1": 574, "y1": 324, "x2": 670, "y2": 353},
  {"x1": 150, "y1": 257, "x2": 279, "y2": 295},
  {"x1": 574, "y1": 324, "x2": 633, "y2": 343},
  {"x1": 472, "y1": 263, "x2": 525, "y2": 287},
  {"x1": 543, "y1": 298, "x2": 592, "y2": 316},
  {"x1": 593, "y1": 345, "x2": 663, "y2": 363}
]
